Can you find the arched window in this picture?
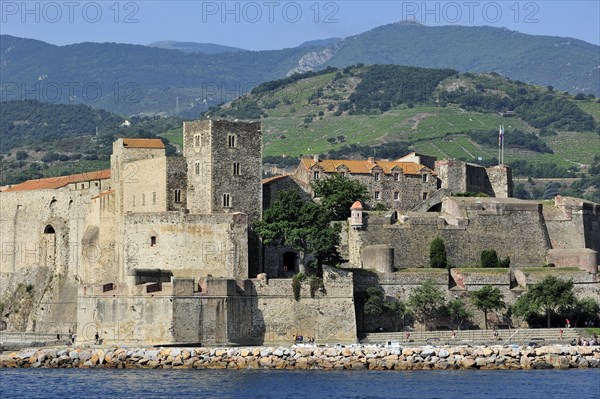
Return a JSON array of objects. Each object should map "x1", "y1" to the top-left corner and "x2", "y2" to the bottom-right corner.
[{"x1": 44, "y1": 225, "x2": 56, "y2": 234}]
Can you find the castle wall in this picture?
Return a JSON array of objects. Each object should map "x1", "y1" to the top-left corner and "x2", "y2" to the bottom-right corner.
[
  {"x1": 349, "y1": 198, "x2": 552, "y2": 269},
  {"x1": 77, "y1": 267, "x2": 356, "y2": 346},
  {"x1": 0, "y1": 182, "x2": 107, "y2": 333},
  {"x1": 122, "y1": 212, "x2": 249, "y2": 280}
]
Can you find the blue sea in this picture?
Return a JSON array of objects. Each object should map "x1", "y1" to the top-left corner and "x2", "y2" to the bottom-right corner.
[{"x1": 0, "y1": 369, "x2": 598, "y2": 399}]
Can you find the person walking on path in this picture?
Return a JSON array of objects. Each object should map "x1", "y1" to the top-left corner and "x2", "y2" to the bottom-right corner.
[{"x1": 566, "y1": 319, "x2": 571, "y2": 328}]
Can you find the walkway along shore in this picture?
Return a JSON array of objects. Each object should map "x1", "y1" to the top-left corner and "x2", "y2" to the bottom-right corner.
[{"x1": 1, "y1": 344, "x2": 599, "y2": 370}]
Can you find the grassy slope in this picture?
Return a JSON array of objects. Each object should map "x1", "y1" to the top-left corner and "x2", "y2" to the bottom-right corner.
[{"x1": 215, "y1": 70, "x2": 599, "y2": 168}]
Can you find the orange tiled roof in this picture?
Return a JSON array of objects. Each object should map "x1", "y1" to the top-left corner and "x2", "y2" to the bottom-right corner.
[
  {"x1": 299, "y1": 159, "x2": 432, "y2": 175},
  {"x1": 351, "y1": 201, "x2": 363, "y2": 210},
  {"x1": 4, "y1": 169, "x2": 111, "y2": 192},
  {"x1": 122, "y1": 138, "x2": 165, "y2": 149}
]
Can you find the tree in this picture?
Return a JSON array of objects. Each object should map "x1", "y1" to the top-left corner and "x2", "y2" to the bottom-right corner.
[
  {"x1": 564, "y1": 298, "x2": 600, "y2": 327},
  {"x1": 480, "y1": 249, "x2": 498, "y2": 268},
  {"x1": 408, "y1": 279, "x2": 446, "y2": 330},
  {"x1": 311, "y1": 174, "x2": 369, "y2": 220},
  {"x1": 512, "y1": 276, "x2": 576, "y2": 328},
  {"x1": 429, "y1": 237, "x2": 447, "y2": 269},
  {"x1": 471, "y1": 286, "x2": 505, "y2": 330},
  {"x1": 254, "y1": 189, "x2": 342, "y2": 275},
  {"x1": 364, "y1": 286, "x2": 409, "y2": 331},
  {"x1": 364, "y1": 286, "x2": 384, "y2": 316},
  {"x1": 446, "y1": 298, "x2": 472, "y2": 329}
]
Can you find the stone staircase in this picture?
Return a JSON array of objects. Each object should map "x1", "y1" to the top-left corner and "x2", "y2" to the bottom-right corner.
[
  {"x1": 411, "y1": 188, "x2": 449, "y2": 212},
  {"x1": 361, "y1": 328, "x2": 580, "y2": 346}
]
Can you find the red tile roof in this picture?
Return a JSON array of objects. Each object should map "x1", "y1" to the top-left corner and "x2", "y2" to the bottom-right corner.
[
  {"x1": 351, "y1": 201, "x2": 363, "y2": 210},
  {"x1": 4, "y1": 169, "x2": 111, "y2": 192},
  {"x1": 122, "y1": 138, "x2": 165, "y2": 149}
]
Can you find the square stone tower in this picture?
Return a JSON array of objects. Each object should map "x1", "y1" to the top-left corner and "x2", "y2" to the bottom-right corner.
[{"x1": 183, "y1": 119, "x2": 262, "y2": 221}]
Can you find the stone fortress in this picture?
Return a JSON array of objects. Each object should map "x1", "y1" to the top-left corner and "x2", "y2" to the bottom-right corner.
[{"x1": 0, "y1": 119, "x2": 598, "y2": 346}]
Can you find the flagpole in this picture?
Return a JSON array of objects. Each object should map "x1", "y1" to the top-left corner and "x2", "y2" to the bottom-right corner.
[
  {"x1": 501, "y1": 125, "x2": 505, "y2": 165},
  {"x1": 498, "y1": 126, "x2": 501, "y2": 166}
]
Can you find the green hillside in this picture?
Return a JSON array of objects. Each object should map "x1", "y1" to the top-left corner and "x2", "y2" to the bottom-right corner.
[
  {"x1": 207, "y1": 65, "x2": 600, "y2": 175},
  {"x1": 0, "y1": 100, "x2": 181, "y2": 185}
]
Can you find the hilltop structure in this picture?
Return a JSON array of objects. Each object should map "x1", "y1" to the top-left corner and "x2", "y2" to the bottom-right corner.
[{"x1": 0, "y1": 119, "x2": 598, "y2": 345}]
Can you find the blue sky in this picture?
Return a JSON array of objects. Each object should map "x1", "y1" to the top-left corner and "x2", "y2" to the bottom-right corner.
[{"x1": 1, "y1": 1, "x2": 599, "y2": 49}]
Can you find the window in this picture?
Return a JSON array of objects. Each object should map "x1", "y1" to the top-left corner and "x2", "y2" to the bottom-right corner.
[
  {"x1": 340, "y1": 172, "x2": 346, "y2": 177},
  {"x1": 423, "y1": 192, "x2": 428, "y2": 200},
  {"x1": 223, "y1": 193, "x2": 231, "y2": 207},
  {"x1": 194, "y1": 161, "x2": 201, "y2": 175},
  {"x1": 150, "y1": 236, "x2": 157, "y2": 246},
  {"x1": 374, "y1": 172, "x2": 381, "y2": 181},
  {"x1": 228, "y1": 134, "x2": 236, "y2": 148},
  {"x1": 194, "y1": 134, "x2": 201, "y2": 148},
  {"x1": 142, "y1": 194, "x2": 146, "y2": 206},
  {"x1": 374, "y1": 191, "x2": 381, "y2": 200},
  {"x1": 174, "y1": 189, "x2": 182, "y2": 203},
  {"x1": 394, "y1": 173, "x2": 400, "y2": 181},
  {"x1": 313, "y1": 171, "x2": 320, "y2": 180},
  {"x1": 152, "y1": 192, "x2": 156, "y2": 205},
  {"x1": 132, "y1": 195, "x2": 136, "y2": 207},
  {"x1": 233, "y1": 162, "x2": 240, "y2": 176},
  {"x1": 394, "y1": 191, "x2": 399, "y2": 201},
  {"x1": 422, "y1": 174, "x2": 429, "y2": 183}
]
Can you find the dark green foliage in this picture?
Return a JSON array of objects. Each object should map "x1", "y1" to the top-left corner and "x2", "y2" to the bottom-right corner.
[
  {"x1": 429, "y1": 237, "x2": 447, "y2": 269},
  {"x1": 564, "y1": 298, "x2": 600, "y2": 327},
  {"x1": 512, "y1": 276, "x2": 576, "y2": 328},
  {"x1": 0, "y1": 100, "x2": 180, "y2": 185},
  {"x1": 262, "y1": 155, "x2": 299, "y2": 168},
  {"x1": 468, "y1": 129, "x2": 553, "y2": 154},
  {"x1": 471, "y1": 286, "x2": 505, "y2": 330},
  {"x1": 309, "y1": 276, "x2": 325, "y2": 298},
  {"x1": 363, "y1": 286, "x2": 408, "y2": 331},
  {"x1": 15, "y1": 150, "x2": 28, "y2": 160},
  {"x1": 311, "y1": 174, "x2": 369, "y2": 220},
  {"x1": 509, "y1": 160, "x2": 577, "y2": 178},
  {"x1": 254, "y1": 190, "x2": 342, "y2": 273},
  {"x1": 292, "y1": 272, "x2": 305, "y2": 301},
  {"x1": 326, "y1": 141, "x2": 411, "y2": 161},
  {"x1": 498, "y1": 256, "x2": 511, "y2": 268},
  {"x1": 481, "y1": 249, "x2": 499, "y2": 268},
  {"x1": 364, "y1": 286, "x2": 385, "y2": 316},
  {"x1": 513, "y1": 183, "x2": 531, "y2": 200},
  {"x1": 559, "y1": 156, "x2": 600, "y2": 203},
  {"x1": 348, "y1": 65, "x2": 456, "y2": 113},
  {"x1": 446, "y1": 298, "x2": 472, "y2": 329},
  {"x1": 408, "y1": 279, "x2": 447, "y2": 330},
  {"x1": 251, "y1": 67, "x2": 339, "y2": 95}
]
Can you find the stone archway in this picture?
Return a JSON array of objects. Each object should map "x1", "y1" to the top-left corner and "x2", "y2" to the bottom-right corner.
[{"x1": 282, "y1": 252, "x2": 297, "y2": 275}]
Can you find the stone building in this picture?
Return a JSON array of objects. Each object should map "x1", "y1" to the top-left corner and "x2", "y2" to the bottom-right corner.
[
  {"x1": 293, "y1": 155, "x2": 438, "y2": 211},
  {"x1": 0, "y1": 119, "x2": 357, "y2": 346}
]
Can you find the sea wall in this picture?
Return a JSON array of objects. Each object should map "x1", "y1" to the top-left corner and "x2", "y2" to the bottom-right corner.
[{"x1": 1, "y1": 344, "x2": 598, "y2": 370}]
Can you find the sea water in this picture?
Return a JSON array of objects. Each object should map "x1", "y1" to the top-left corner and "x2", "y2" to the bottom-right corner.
[{"x1": 1, "y1": 368, "x2": 599, "y2": 399}]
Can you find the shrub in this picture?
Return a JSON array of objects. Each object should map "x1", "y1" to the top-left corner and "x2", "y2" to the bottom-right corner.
[
  {"x1": 499, "y1": 256, "x2": 511, "y2": 268},
  {"x1": 429, "y1": 237, "x2": 447, "y2": 269},
  {"x1": 481, "y1": 249, "x2": 499, "y2": 268},
  {"x1": 309, "y1": 276, "x2": 324, "y2": 298},
  {"x1": 292, "y1": 272, "x2": 305, "y2": 301}
]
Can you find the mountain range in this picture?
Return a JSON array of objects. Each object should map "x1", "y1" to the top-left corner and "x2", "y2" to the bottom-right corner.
[{"x1": 1, "y1": 22, "x2": 598, "y2": 116}]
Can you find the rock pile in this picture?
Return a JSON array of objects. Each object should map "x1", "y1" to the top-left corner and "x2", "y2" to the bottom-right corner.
[{"x1": 0, "y1": 345, "x2": 598, "y2": 370}]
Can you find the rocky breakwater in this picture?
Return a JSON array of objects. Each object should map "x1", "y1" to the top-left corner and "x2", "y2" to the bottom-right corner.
[{"x1": 1, "y1": 345, "x2": 599, "y2": 370}]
